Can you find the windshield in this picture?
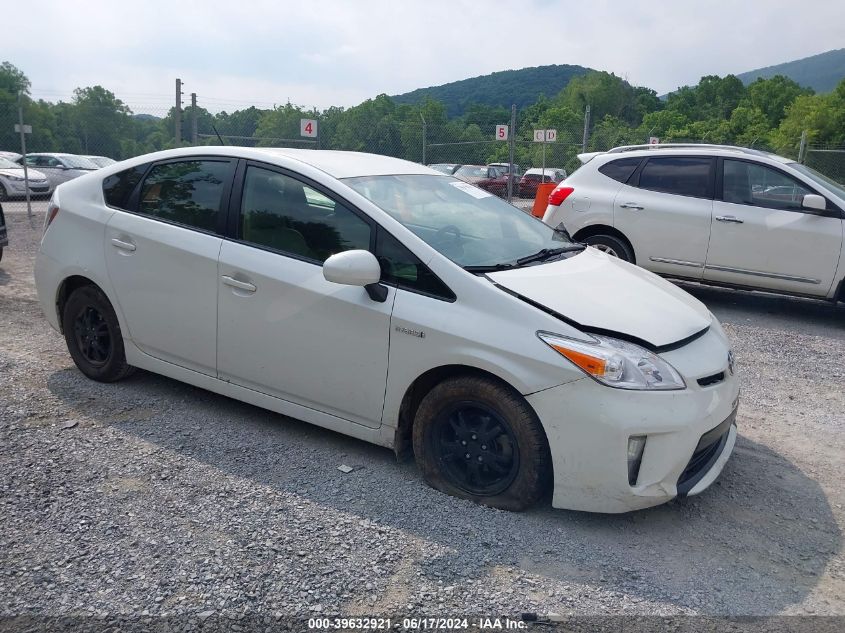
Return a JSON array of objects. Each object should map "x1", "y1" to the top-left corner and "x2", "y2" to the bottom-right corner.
[
  {"x1": 60, "y1": 155, "x2": 99, "y2": 169},
  {"x1": 455, "y1": 166, "x2": 490, "y2": 179},
  {"x1": 0, "y1": 157, "x2": 20, "y2": 169},
  {"x1": 788, "y1": 163, "x2": 845, "y2": 201},
  {"x1": 343, "y1": 174, "x2": 576, "y2": 268},
  {"x1": 87, "y1": 156, "x2": 116, "y2": 167}
]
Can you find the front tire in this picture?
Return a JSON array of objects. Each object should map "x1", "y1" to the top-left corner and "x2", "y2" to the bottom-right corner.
[
  {"x1": 412, "y1": 376, "x2": 551, "y2": 511},
  {"x1": 582, "y1": 234, "x2": 634, "y2": 262},
  {"x1": 0, "y1": 184, "x2": 7, "y2": 202},
  {"x1": 62, "y1": 285, "x2": 133, "y2": 382}
]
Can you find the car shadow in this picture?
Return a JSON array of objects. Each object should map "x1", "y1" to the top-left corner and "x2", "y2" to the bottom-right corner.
[
  {"x1": 674, "y1": 281, "x2": 845, "y2": 339},
  {"x1": 46, "y1": 367, "x2": 841, "y2": 615}
]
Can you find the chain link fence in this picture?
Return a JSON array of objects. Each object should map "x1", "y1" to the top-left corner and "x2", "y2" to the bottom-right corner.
[
  {"x1": 804, "y1": 145, "x2": 845, "y2": 184},
  {"x1": 4, "y1": 89, "x2": 843, "y2": 208}
]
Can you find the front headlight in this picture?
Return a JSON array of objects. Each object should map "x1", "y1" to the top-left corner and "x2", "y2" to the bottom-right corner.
[
  {"x1": 538, "y1": 331, "x2": 686, "y2": 391},
  {"x1": 5, "y1": 174, "x2": 25, "y2": 181}
]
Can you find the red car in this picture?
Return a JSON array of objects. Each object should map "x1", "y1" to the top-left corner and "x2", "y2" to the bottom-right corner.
[
  {"x1": 453, "y1": 165, "x2": 509, "y2": 197},
  {"x1": 519, "y1": 168, "x2": 567, "y2": 198}
]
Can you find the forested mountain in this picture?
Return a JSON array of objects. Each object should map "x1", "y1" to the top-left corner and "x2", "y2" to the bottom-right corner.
[
  {"x1": 737, "y1": 48, "x2": 845, "y2": 93},
  {"x1": 391, "y1": 64, "x2": 591, "y2": 116}
]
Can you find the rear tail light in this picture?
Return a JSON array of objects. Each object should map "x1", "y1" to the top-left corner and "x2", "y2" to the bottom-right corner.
[
  {"x1": 548, "y1": 186, "x2": 574, "y2": 206},
  {"x1": 44, "y1": 199, "x2": 60, "y2": 232}
]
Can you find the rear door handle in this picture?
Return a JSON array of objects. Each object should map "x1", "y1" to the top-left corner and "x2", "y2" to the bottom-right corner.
[
  {"x1": 110, "y1": 238, "x2": 136, "y2": 252},
  {"x1": 715, "y1": 215, "x2": 744, "y2": 224},
  {"x1": 221, "y1": 275, "x2": 257, "y2": 293},
  {"x1": 619, "y1": 203, "x2": 644, "y2": 210}
]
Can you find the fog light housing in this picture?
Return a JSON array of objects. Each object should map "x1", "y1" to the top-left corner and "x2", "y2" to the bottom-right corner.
[{"x1": 627, "y1": 435, "x2": 647, "y2": 486}]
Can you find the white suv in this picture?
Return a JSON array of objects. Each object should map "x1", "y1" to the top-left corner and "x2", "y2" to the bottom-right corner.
[{"x1": 543, "y1": 144, "x2": 845, "y2": 301}]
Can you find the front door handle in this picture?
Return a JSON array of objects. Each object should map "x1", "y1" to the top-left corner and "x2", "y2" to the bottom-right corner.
[
  {"x1": 619, "y1": 203, "x2": 644, "y2": 210},
  {"x1": 221, "y1": 275, "x2": 257, "y2": 293},
  {"x1": 110, "y1": 238, "x2": 136, "y2": 252},
  {"x1": 715, "y1": 215, "x2": 744, "y2": 224}
]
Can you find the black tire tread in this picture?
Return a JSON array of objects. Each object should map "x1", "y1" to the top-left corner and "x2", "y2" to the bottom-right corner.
[
  {"x1": 412, "y1": 375, "x2": 551, "y2": 512},
  {"x1": 583, "y1": 234, "x2": 635, "y2": 262},
  {"x1": 62, "y1": 285, "x2": 134, "y2": 383}
]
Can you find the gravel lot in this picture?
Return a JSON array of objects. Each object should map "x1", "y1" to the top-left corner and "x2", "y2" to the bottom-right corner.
[{"x1": 1, "y1": 200, "x2": 844, "y2": 625}]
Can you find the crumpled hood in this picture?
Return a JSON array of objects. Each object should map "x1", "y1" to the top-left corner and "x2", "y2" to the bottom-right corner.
[
  {"x1": 0, "y1": 168, "x2": 47, "y2": 181},
  {"x1": 488, "y1": 248, "x2": 712, "y2": 348}
]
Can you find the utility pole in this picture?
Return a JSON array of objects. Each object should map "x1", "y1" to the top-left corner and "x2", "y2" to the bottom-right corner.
[
  {"x1": 582, "y1": 104, "x2": 591, "y2": 153},
  {"x1": 419, "y1": 111, "x2": 427, "y2": 165},
  {"x1": 798, "y1": 130, "x2": 808, "y2": 164},
  {"x1": 17, "y1": 91, "x2": 32, "y2": 219},
  {"x1": 190, "y1": 92, "x2": 198, "y2": 145},
  {"x1": 175, "y1": 78, "x2": 183, "y2": 147},
  {"x1": 507, "y1": 104, "x2": 516, "y2": 202}
]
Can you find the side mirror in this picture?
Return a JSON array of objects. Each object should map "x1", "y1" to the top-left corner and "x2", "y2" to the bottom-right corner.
[
  {"x1": 323, "y1": 249, "x2": 381, "y2": 287},
  {"x1": 802, "y1": 194, "x2": 826, "y2": 212}
]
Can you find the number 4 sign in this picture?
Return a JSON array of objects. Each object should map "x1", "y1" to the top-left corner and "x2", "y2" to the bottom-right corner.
[
  {"x1": 495, "y1": 124, "x2": 508, "y2": 141},
  {"x1": 300, "y1": 119, "x2": 318, "y2": 138}
]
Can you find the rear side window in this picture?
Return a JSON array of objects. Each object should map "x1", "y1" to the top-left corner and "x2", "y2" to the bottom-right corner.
[
  {"x1": 598, "y1": 157, "x2": 642, "y2": 184},
  {"x1": 103, "y1": 165, "x2": 147, "y2": 210},
  {"x1": 637, "y1": 157, "x2": 713, "y2": 198},
  {"x1": 138, "y1": 160, "x2": 230, "y2": 232},
  {"x1": 375, "y1": 229, "x2": 455, "y2": 301}
]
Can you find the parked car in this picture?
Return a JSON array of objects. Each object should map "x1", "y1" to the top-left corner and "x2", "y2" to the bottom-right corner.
[
  {"x1": 543, "y1": 144, "x2": 845, "y2": 303},
  {"x1": 454, "y1": 164, "x2": 509, "y2": 197},
  {"x1": 428, "y1": 163, "x2": 461, "y2": 175},
  {"x1": 0, "y1": 156, "x2": 52, "y2": 200},
  {"x1": 0, "y1": 151, "x2": 22, "y2": 162},
  {"x1": 84, "y1": 155, "x2": 118, "y2": 168},
  {"x1": 35, "y1": 147, "x2": 739, "y2": 513},
  {"x1": 17, "y1": 153, "x2": 99, "y2": 188},
  {"x1": 489, "y1": 162, "x2": 522, "y2": 197},
  {"x1": 519, "y1": 167, "x2": 567, "y2": 199},
  {"x1": 0, "y1": 201, "x2": 7, "y2": 261}
]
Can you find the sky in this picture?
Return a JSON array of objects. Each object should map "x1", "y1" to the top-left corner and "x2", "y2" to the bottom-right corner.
[{"x1": 4, "y1": 0, "x2": 844, "y2": 115}]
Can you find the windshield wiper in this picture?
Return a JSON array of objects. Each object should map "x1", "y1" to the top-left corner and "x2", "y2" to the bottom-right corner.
[
  {"x1": 463, "y1": 262, "x2": 519, "y2": 273},
  {"x1": 515, "y1": 245, "x2": 584, "y2": 266}
]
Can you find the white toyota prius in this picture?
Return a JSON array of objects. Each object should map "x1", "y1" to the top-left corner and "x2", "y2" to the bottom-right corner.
[{"x1": 34, "y1": 147, "x2": 739, "y2": 513}]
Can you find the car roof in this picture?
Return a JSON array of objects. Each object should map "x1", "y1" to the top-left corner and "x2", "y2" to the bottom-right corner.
[
  {"x1": 525, "y1": 167, "x2": 563, "y2": 173},
  {"x1": 111, "y1": 147, "x2": 440, "y2": 179},
  {"x1": 580, "y1": 144, "x2": 793, "y2": 165}
]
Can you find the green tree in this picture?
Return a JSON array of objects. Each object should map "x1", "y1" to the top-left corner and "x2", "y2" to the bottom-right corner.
[{"x1": 71, "y1": 86, "x2": 133, "y2": 158}]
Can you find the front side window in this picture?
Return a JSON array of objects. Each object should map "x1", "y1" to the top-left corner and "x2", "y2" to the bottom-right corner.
[
  {"x1": 723, "y1": 159, "x2": 813, "y2": 211},
  {"x1": 138, "y1": 160, "x2": 230, "y2": 232},
  {"x1": 343, "y1": 174, "x2": 574, "y2": 269},
  {"x1": 240, "y1": 166, "x2": 371, "y2": 262},
  {"x1": 637, "y1": 157, "x2": 713, "y2": 198}
]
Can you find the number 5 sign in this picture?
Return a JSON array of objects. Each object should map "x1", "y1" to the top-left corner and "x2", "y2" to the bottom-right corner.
[
  {"x1": 495, "y1": 124, "x2": 508, "y2": 141},
  {"x1": 300, "y1": 118, "x2": 318, "y2": 138}
]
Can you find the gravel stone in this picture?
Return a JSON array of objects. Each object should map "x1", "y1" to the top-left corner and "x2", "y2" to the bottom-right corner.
[{"x1": 0, "y1": 201, "x2": 843, "y2": 620}]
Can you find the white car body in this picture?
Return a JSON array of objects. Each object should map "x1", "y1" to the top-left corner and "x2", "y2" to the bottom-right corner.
[
  {"x1": 543, "y1": 144, "x2": 845, "y2": 301},
  {"x1": 35, "y1": 147, "x2": 739, "y2": 513},
  {"x1": 0, "y1": 157, "x2": 52, "y2": 199}
]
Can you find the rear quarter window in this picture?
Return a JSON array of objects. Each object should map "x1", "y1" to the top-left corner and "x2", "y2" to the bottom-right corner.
[
  {"x1": 103, "y1": 164, "x2": 148, "y2": 210},
  {"x1": 598, "y1": 157, "x2": 642, "y2": 184}
]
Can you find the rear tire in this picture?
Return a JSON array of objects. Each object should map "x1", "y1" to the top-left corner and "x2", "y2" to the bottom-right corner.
[
  {"x1": 412, "y1": 375, "x2": 551, "y2": 511},
  {"x1": 582, "y1": 234, "x2": 634, "y2": 262},
  {"x1": 62, "y1": 285, "x2": 134, "y2": 382}
]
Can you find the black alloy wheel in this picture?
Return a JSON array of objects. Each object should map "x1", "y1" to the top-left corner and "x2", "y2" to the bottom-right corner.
[{"x1": 434, "y1": 402, "x2": 520, "y2": 496}]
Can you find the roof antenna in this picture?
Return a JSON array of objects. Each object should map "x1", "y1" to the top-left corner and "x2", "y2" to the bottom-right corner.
[{"x1": 210, "y1": 122, "x2": 226, "y2": 145}]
